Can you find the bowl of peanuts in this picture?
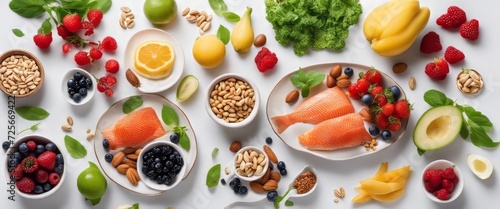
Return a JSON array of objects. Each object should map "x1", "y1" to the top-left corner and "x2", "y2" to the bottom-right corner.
[
  {"x1": 205, "y1": 73, "x2": 260, "y2": 128},
  {"x1": 0, "y1": 49, "x2": 44, "y2": 98}
]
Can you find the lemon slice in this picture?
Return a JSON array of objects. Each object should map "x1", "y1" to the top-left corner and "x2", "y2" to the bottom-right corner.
[
  {"x1": 176, "y1": 75, "x2": 199, "y2": 102},
  {"x1": 133, "y1": 41, "x2": 175, "y2": 79}
]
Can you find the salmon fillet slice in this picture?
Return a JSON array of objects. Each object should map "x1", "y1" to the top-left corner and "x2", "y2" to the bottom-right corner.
[
  {"x1": 101, "y1": 107, "x2": 166, "y2": 150},
  {"x1": 298, "y1": 113, "x2": 372, "y2": 151}
]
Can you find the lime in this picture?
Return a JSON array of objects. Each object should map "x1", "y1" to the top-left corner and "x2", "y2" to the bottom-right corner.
[
  {"x1": 176, "y1": 75, "x2": 199, "y2": 102},
  {"x1": 77, "y1": 162, "x2": 107, "y2": 205},
  {"x1": 143, "y1": 0, "x2": 177, "y2": 25}
]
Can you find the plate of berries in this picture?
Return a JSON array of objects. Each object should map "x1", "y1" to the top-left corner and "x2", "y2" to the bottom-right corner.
[{"x1": 266, "y1": 63, "x2": 411, "y2": 160}]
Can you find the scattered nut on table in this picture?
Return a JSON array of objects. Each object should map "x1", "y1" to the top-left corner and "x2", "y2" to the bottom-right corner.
[
  {"x1": 183, "y1": 7, "x2": 212, "y2": 34},
  {"x1": 119, "y1": 6, "x2": 135, "y2": 29}
]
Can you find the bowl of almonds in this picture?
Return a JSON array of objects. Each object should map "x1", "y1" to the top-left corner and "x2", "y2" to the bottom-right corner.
[
  {"x1": 205, "y1": 73, "x2": 260, "y2": 128},
  {"x1": 0, "y1": 49, "x2": 44, "y2": 97},
  {"x1": 231, "y1": 146, "x2": 269, "y2": 182},
  {"x1": 456, "y1": 69, "x2": 483, "y2": 95}
]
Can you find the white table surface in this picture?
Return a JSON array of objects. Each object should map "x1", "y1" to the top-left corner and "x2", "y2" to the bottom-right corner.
[{"x1": 1, "y1": 0, "x2": 500, "y2": 208}]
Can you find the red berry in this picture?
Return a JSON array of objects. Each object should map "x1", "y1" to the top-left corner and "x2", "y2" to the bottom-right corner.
[
  {"x1": 62, "y1": 13, "x2": 83, "y2": 33},
  {"x1": 100, "y1": 36, "x2": 118, "y2": 51},
  {"x1": 388, "y1": 116, "x2": 401, "y2": 132},
  {"x1": 451, "y1": 176, "x2": 459, "y2": 184},
  {"x1": 444, "y1": 46, "x2": 465, "y2": 64},
  {"x1": 364, "y1": 69, "x2": 383, "y2": 86},
  {"x1": 35, "y1": 169, "x2": 49, "y2": 184},
  {"x1": 26, "y1": 141, "x2": 36, "y2": 151},
  {"x1": 74, "y1": 51, "x2": 91, "y2": 65},
  {"x1": 425, "y1": 58, "x2": 449, "y2": 80},
  {"x1": 356, "y1": 78, "x2": 370, "y2": 95},
  {"x1": 105, "y1": 75, "x2": 117, "y2": 86},
  {"x1": 441, "y1": 179, "x2": 455, "y2": 193},
  {"x1": 81, "y1": 21, "x2": 94, "y2": 36},
  {"x1": 62, "y1": 43, "x2": 72, "y2": 54},
  {"x1": 254, "y1": 47, "x2": 271, "y2": 64},
  {"x1": 104, "y1": 88, "x2": 114, "y2": 97},
  {"x1": 37, "y1": 151, "x2": 56, "y2": 171},
  {"x1": 255, "y1": 47, "x2": 278, "y2": 72},
  {"x1": 104, "y1": 59, "x2": 120, "y2": 73},
  {"x1": 393, "y1": 99, "x2": 411, "y2": 119},
  {"x1": 374, "y1": 95, "x2": 387, "y2": 107},
  {"x1": 347, "y1": 83, "x2": 360, "y2": 99},
  {"x1": 97, "y1": 83, "x2": 107, "y2": 92},
  {"x1": 56, "y1": 25, "x2": 72, "y2": 39},
  {"x1": 420, "y1": 31, "x2": 442, "y2": 54},
  {"x1": 48, "y1": 172, "x2": 60, "y2": 186},
  {"x1": 89, "y1": 47, "x2": 103, "y2": 61},
  {"x1": 10, "y1": 165, "x2": 24, "y2": 180},
  {"x1": 33, "y1": 33, "x2": 53, "y2": 49},
  {"x1": 375, "y1": 112, "x2": 390, "y2": 129},
  {"x1": 381, "y1": 103, "x2": 394, "y2": 116},
  {"x1": 87, "y1": 9, "x2": 103, "y2": 27},
  {"x1": 20, "y1": 156, "x2": 39, "y2": 173},
  {"x1": 424, "y1": 169, "x2": 442, "y2": 192},
  {"x1": 436, "y1": 6, "x2": 467, "y2": 28},
  {"x1": 435, "y1": 188, "x2": 451, "y2": 200},
  {"x1": 459, "y1": 19, "x2": 479, "y2": 41},
  {"x1": 16, "y1": 177, "x2": 35, "y2": 193},
  {"x1": 370, "y1": 86, "x2": 383, "y2": 98},
  {"x1": 443, "y1": 167, "x2": 457, "y2": 180}
]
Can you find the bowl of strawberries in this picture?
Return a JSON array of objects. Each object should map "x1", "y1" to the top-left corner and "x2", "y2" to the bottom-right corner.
[
  {"x1": 4, "y1": 134, "x2": 65, "y2": 199},
  {"x1": 421, "y1": 159, "x2": 464, "y2": 203}
]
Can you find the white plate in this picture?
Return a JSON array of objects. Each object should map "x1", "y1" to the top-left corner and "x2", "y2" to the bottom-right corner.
[
  {"x1": 266, "y1": 63, "x2": 408, "y2": 161},
  {"x1": 94, "y1": 94, "x2": 198, "y2": 196},
  {"x1": 124, "y1": 28, "x2": 185, "y2": 93}
]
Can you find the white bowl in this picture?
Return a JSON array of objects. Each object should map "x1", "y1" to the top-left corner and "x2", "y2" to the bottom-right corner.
[
  {"x1": 421, "y1": 159, "x2": 464, "y2": 203},
  {"x1": 232, "y1": 146, "x2": 269, "y2": 181},
  {"x1": 61, "y1": 68, "x2": 96, "y2": 105},
  {"x1": 136, "y1": 141, "x2": 187, "y2": 191},
  {"x1": 205, "y1": 73, "x2": 260, "y2": 128},
  {"x1": 3, "y1": 134, "x2": 66, "y2": 199}
]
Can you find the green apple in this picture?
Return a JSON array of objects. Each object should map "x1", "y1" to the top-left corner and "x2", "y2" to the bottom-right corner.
[
  {"x1": 144, "y1": 0, "x2": 177, "y2": 25},
  {"x1": 77, "y1": 162, "x2": 107, "y2": 206},
  {"x1": 413, "y1": 105, "x2": 462, "y2": 151}
]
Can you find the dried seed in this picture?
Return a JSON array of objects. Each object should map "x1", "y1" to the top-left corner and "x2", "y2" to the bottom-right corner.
[
  {"x1": 67, "y1": 116, "x2": 74, "y2": 126},
  {"x1": 408, "y1": 77, "x2": 416, "y2": 90},
  {"x1": 127, "y1": 20, "x2": 135, "y2": 28},
  {"x1": 119, "y1": 18, "x2": 126, "y2": 29},
  {"x1": 86, "y1": 133, "x2": 95, "y2": 141},
  {"x1": 61, "y1": 124, "x2": 72, "y2": 132},
  {"x1": 189, "y1": 10, "x2": 199, "y2": 16},
  {"x1": 202, "y1": 22, "x2": 211, "y2": 32},
  {"x1": 392, "y1": 62, "x2": 408, "y2": 74},
  {"x1": 121, "y1": 6, "x2": 131, "y2": 13},
  {"x1": 182, "y1": 7, "x2": 190, "y2": 16}
]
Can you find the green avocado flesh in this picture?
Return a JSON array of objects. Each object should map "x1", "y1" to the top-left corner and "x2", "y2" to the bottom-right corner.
[{"x1": 413, "y1": 105, "x2": 463, "y2": 151}]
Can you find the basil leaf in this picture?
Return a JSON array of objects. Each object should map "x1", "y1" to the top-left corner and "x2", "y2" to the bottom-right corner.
[
  {"x1": 305, "y1": 71, "x2": 325, "y2": 87},
  {"x1": 301, "y1": 86, "x2": 310, "y2": 98},
  {"x1": 12, "y1": 29, "x2": 24, "y2": 37},
  {"x1": 211, "y1": 148, "x2": 219, "y2": 158},
  {"x1": 469, "y1": 121, "x2": 500, "y2": 148},
  {"x1": 129, "y1": 203, "x2": 139, "y2": 209},
  {"x1": 122, "y1": 96, "x2": 143, "y2": 114},
  {"x1": 284, "y1": 200, "x2": 294, "y2": 206},
  {"x1": 290, "y1": 69, "x2": 307, "y2": 88},
  {"x1": 64, "y1": 135, "x2": 87, "y2": 159},
  {"x1": 9, "y1": 0, "x2": 46, "y2": 18},
  {"x1": 15, "y1": 106, "x2": 50, "y2": 120},
  {"x1": 89, "y1": 0, "x2": 111, "y2": 13},
  {"x1": 206, "y1": 164, "x2": 221, "y2": 188},
  {"x1": 161, "y1": 105, "x2": 179, "y2": 126},
  {"x1": 208, "y1": 0, "x2": 227, "y2": 16},
  {"x1": 423, "y1": 89, "x2": 453, "y2": 107},
  {"x1": 179, "y1": 129, "x2": 190, "y2": 151},
  {"x1": 463, "y1": 106, "x2": 493, "y2": 132},
  {"x1": 459, "y1": 121, "x2": 469, "y2": 139},
  {"x1": 222, "y1": 11, "x2": 240, "y2": 22},
  {"x1": 417, "y1": 148, "x2": 426, "y2": 156},
  {"x1": 217, "y1": 25, "x2": 230, "y2": 45},
  {"x1": 38, "y1": 18, "x2": 52, "y2": 35}
]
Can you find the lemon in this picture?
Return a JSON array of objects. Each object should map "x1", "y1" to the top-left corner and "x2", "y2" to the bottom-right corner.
[
  {"x1": 134, "y1": 41, "x2": 175, "y2": 79},
  {"x1": 192, "y1": 34, "x2": 226, "y2": 69}
]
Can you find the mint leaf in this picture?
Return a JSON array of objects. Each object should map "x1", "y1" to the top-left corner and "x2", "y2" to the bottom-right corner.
[
  {"x1": 285, "y1": 200, "x2": 294, "y2": 206},
  {"x1": 206, "y1": 164, "x2": 221, "y2": 188},
  {"x1": 222, "y1": 11, "x2": 240, "y2": 22},
  {"x1": 9, "y1": 0, "x2": 46, "y2": 18},
  {"x1": 161, "y1": 105, "x2": 179, "y2": 126},
  {"x1": 463, "y1": 106, "x2": 493, "y2": 132},
  {"x1": 424, "y1": 89, "x2": 453, "y2": 107},
  {"x1": 15, "y1": 106, "x2": 50, "y2": 120},
  {"x1": 12, "y1": 29, "x2": 24, "y2": 37},
  {"x1": 122, "y1": 96, "x2": 143, "y2": 114},
  {"x1": 64, "y1": 135, "x2": 87, "y2": 159},
  {"x1": 469, "y1": 121, "x2": 500, "y2": 148},
  {"x1": 305, "y1": 71, "x2": 325, "y2": 87},
  {"x1": 460, "y1": 121, "x2": 469, "y2": 139},
  {"x1": 291, "y1": 69, "x2": 324, "y2": 98},
  {"x1": 217, "y1": 25, "x2": 230, "y2": 45},
  {"x1": 211, "y1": 148, "x2": 219, "y2": 158},
  {"x1": 208, "y1": 0, "x2": 228, "y2": 16}
]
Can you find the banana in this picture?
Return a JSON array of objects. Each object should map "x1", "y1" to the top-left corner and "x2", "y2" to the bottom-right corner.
[{"x1": 231, "y1": 7, "x2": 254, "y2": 54}]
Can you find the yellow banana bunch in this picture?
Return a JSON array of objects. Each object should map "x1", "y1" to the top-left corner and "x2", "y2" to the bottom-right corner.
[
  {"x1": 352, "y1": 162, "x2": 413, "y2": 203},
  {"x1": 363, "y1": 0, "x2": 430, "y2": 56}
]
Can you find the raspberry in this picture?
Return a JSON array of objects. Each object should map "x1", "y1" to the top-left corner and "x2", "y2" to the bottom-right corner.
[
  {"x1": 257, "y1": 54, "x2": 278, "y2": 72},
  {"x1": 420, "y1": 31, "x2": 442, "y2": 54},
  {"x1": 423, "y1": 169, "x2": 442, "y2": 192},
  {"x1": 48, "y1": 172, "x2": 60, "y2": 185},
  {"x1": 62, "y1": 13, "x2": 82, "y2": 33},
  {"x1": 105, "y1": 75, "x2": 117, "y2": 86},
  {"x1": 441, "y1": 179, "x2": 455, "y2": 193},
  {"x1": 254, "y1": 47, "x2": 271, "y2": 64},
  {"x1": 87, "y1": 9, "x2": 103, "y2": 27},
  {"x1": 347, "y1": 83, "x2": 360, "y2": 99},
  {"x1": 100, "y1": 36, "x2": 117, "y2": 51},
  {"x1": 104, "y1": 59, "x2": 120, "y2": 73},
  {"x1": 16, "y1": 177, "x2": 35, "y2": 193},
  {"x1": 434, "y1": 188, "x2": 450, "y2": 200},
  {"x1": 26, "y1": 140, "x2": 36, "y2": 151},
  {"x1": 62, "y1": 43, "x2": 71, "y2": 54},
  {"x1": 444, "y1": 46, "x2": 465, "y2": 64},
  {"x1": 74, "y1": 51, "x2": 91, "y2": 65},
  {"x1": 89, "y1": 47, "x2": 103, "y2": 61},
  {"x1": 56, "y1": 25, "x2": 72, "y2": 39},
  {"x1": 10, "y1": 165, "x2": 24, "y2": 180},
  {"x1": 443, "y1": 167, "x2": 457, "y2": 180},
  {"x1": 35, "y1": 169, "x2": 49, "y2": 184},
  {"x1": 81, "y1": 21, "x2": 94, "y2": 36},
  {"x1": 424, "y1": 182, "x2": 435, "y2": 193},
  {"x1": 460, "y1": 19, "x2": 479, "y2": 41},
  {"x1": 33, "y1": 33, "x2": 53, "y2": 49},
  {"x1": 436, "y1": 6, "x2": 467, "y2": 28},
  {"x1": 104, "y1": 88, "x2": 114, "y2": 97}
]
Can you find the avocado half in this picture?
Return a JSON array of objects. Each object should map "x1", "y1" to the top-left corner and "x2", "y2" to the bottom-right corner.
[{"x1": 413, "y1": 105, "x2": 463, "y2": 151}]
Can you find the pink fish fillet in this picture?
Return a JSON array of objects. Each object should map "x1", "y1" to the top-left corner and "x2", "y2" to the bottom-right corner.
[{"x1": 271, "y1": 87, "x2": 354, "y2": 134}]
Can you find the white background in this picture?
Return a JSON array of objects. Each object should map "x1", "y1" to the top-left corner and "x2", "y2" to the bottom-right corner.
[{"x1": 1, "y1": 0, "x2": 500, "y2": 208}]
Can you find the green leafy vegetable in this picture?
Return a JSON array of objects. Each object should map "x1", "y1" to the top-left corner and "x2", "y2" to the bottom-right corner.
[
  {"x1": 122, "y1": 96, "x2": 143, "y2": 114},
  {"x1": 90, "y1": 0, "x2": 112, "y2": 13},
  {"x1": 222, "y1": 11, "x2": 240, "y2": 22},
  {"x1": 15, "y1": 106, "x2": 50, "y2": 120},
  {"x1": 206, "y1": 164, "x2": 221, "y2": 188},
  {"x1": 12, "y1": 29, "x2": 24, "y2": 37},
  {"x1": 423, "y1": 89, "x2": 454, "y2": 107},
  {"x1": 173, "y1": 126, "x2": 191, "y2": 151},
  {"x1": 128, "y1": 203, "x2": 139, "y2": 209},
  {"x1": 162, "y1": 105, "x2": 190, "y2": 151},
  {"x1": 208, "y1": 0, "x2": 228, "y2": 16},
  {"x1": 9, "y1": 0, "x2": 46, "y2": 18},
  {"x1": 274, "y1": 188, "x2": 292, "y2": 209},
  {"x1": 264, "y1": 0, "x2": 363, "y2": 56},
  {"x1": 284, "y1": 200, "x2": 294, "y2": 206},
  {"x1": 211, "y1": 148, "x2": 219, "y2": 158},
  {"x1": 64, "y1": 135, "x2": 87, "y2": 159},
  {"x1": 290, "y1": 68, "x2": 325, "y2": 97},
  {"x1": 38, "y1": 18, "x2": 52, "y2": 34},
  {"x1": 18, "y1": 122, "x2": 41, "y2": 135},
  {"x1": 217, "y1": 25, "x2": 230, "y2": 45}
]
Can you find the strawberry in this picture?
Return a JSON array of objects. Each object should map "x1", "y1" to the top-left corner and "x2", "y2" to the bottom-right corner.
[
  {"x1": 388, "y1": 116, "x2": 401, "y2": 132},
  {"x1": 37, "y1": 151, "x2": 56, "y2": 170},
  {"x1": 33, "y1": 33, "x2": 53, "y2": 49},
  {"x1": 81, "y1": 21, "x2": 94, "y2": 36},
  {"x1": 441, "y1": 179, "x2": 455, "y2": 193},
  {"x1": 375, "y1": 112, "x2": 390, "y2": 129},
  {"x1": 356, "y1": 78, "x2": 370, "y2": 95},
  {"x1": 105, "y1": 59, "x2": 120, "y2": 73},
  {"x1": 16, "y1": 177, "x2": 35, "y2": 193},
  {"x1": 420, "y1": 31, "x2": 442, "y2": 54},
  {"x1": 374, "y1": 95, "x2": 387, "y2": 107},
  {"x1": 62, "y1": 13, "x2": 83, "y2": 33},
  {"x1": 74, "y1": 51, "x2": 91, "y2": 65},
  {"x1": 20, "y1": 156, "x2": 38, "y2": 173},
  {"x1": 347, "y1": 83, "x2": 360, "y2": 99},
  {"x1": 370, "y1": 86, "x2": 383, "y2": 98},
  {"x1": 100, "y1": 36, "x2": 117, "y2": 51},
  {"x1": 26, "y1": 141, "x2": 36, "y2": 151},
  {"x1": 62, "y1": 43, "x2": 71, "y2": 54},
  {"x1": 364, "y1": 69, "x2": 383, "y2": 86},
  {"x1": 10, "y1": 165, "x2": 24, "y2": 180},
  {"x1": 87, "y1": 9, "x2": 103, "y2": 27},
  {"x1": 380, "y1": 103, "x2": 394, "y2": 116},
  {"x1": 89, "y1": 47, "x2": 103, "y2": 61},
  {"x1": 35, "y1": 169, "x2": 49, "y2": 184},
  {"x1": 48, "y1": 172, "x2": 61, "y2": 186},
  {"x1": 436, "y1": 6, "x2": 467, "y2": 28},
  {"x1": 394, "y1": 100, "x2": 411, "y2": 119},
  {"x1": 460, "y1": 19, "x2": 479, "y2": 41},
  {"x1": 425, "y1": 58, "x2": 449, "y2": 80},
  {"x1": 434, "y1": 188, "x2": 450, "y2": 200},
  {"x1": 444, "y1": 46, "x2": 465, "y2": 64},
  {"x1": 56, "y1": 25, "x2": 72, "y2": 39}
]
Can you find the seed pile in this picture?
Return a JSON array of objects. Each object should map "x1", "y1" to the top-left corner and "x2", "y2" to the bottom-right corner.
[
  {"x1": 293, "y1": 171, "x2": 317, "y2": 194},
  {"x1": 0, "y1": 55, "x2": 42, "y2": 96},
  {"x1": 119, "y1": 6, "x2": 135, "y2": 29},
  {"x1": 209, "y1": 78, "x2": 255, "y2": 123},
  {"x1": 182, "y1": 7, "x2": 212, "y2": 35}
]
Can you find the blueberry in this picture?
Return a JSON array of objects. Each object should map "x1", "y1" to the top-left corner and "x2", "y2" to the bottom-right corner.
[
  {"x1": 102, "y1": 139, "x2": 109, "y2": 150},
  {"x1": 361, "y1": 94, "x2": 373, "y2": 106},
  {"x1": 2, "y1": 141, "x2": 10, "y2": 150},
  {"x1": 277, "y1": 161, "x2": 286, "y2": 170},
  {"x1": 170, "y1": 133, "x2": 179, "y2": 144},
  {"x1": 35, "y1": 144, "x2": 45, "y2": 155},
  {"x1": 8, "y1": 158, "x2": 18, "y2": 167},
  {"x1": 67, "y1": 79, "x2": 77, "y2": 88},
  {"x1": 233, "y1": 185, "x2": 241, "y2": 193},
  {"x1": 238, "y1": 186, "x2": 248, "y2": 195},
  {"x1": 229, "y1": 178, "x2": 241, "y2": 189},
  {"x1": 267, "y1": 191, "x2": 278, "y2": 202},
  {"x1": 172, "y1": 165, "x2": 181, "y2": 174},
  {"x1": 142, "y1": 165, "x2": 149, "y2": 174},
  {"x1": 161, "y1": 145, "x2": 172, "y2": 155},
  {"x1": 153, "y1": 147, "x2": 161, "y2": 154},
  {"x1": 73, "y1": 72, "x2": 83, "y2": 81},
  {"x1": 155, "y1": 163, "x2": 163, "y2": 173},
  {"x1": 85, "y1": 78, "x2": 93, "y2": 89},
  {"x1": 390, "y1": 85, "x2": 401, "y2": 101},
  {"x1": 154, "y1": 157, "x2": 161, "y2": 163},
  {"x1": 265, "y1": 137, "x2": 273, "y2": 144},
  {"x1": 45, "y1": 143, "x2": 56, "y2": 152},
  {"x1": 147, "y1": 170, "x2": 157, "y2": 179},
  {"x1": 381, "y1": 130, "x2": 392, "y2": 141},
  {"x1": 54, "y1": 164, "x2": 64, "y2": 174},
  {"x1": 220, "y1": 179, "x2": 226, "y2": 185},
  {"x1": 176, "y1": 156, "x2": 183, "y2": 167},
  {"x1": 43, "y1": 182, "x2": 52, "y2": 191},
  {"x1": 167, "y1": 171, "x2": 176, "y2": 178},
  {"x1": 34, "y1": 185, "x2": 44, "y2": 194},
  {"x1": 344, "y1": 67, "x2": 354, "y2": 78},
  {"x1": 68, "y1": 89, "x2": 76, "y2": 97},
  {"x1": 72, "y1": 93, "x2": 82, "y2": 103},
  {"x1": 56, "y1": 154, "x2": 64, "y2": 165},
  {"x1": 165, "y1": 177, "x2": 174, "y2": 186},
  {"x1": 19, "y1": 143, "x2": 28, "y2": 153},
  {"x1": 104, "y1": 153, "x2": 113, "y2": 163},
  {"x1": 169, "y1": 154, "x2": 176, "y2": 161},
  {"x1": 368, "y1": 126, "x2": 380, "y2": 136},
  {"x1": 79, "y1": 88, "x2": 87, "y2": 96},
  {"x1": 280, "y1": 169, "x2": 287, "y2": 176},
  {"x1": 155, "y1": 175, "x2": 165, "y2": 184},
  {"x1": 13, "y1": 152, "x2": 22, "y2": 162},
  {"x1": 78, "y1": 79, "x2": 87, "y2": 88}
]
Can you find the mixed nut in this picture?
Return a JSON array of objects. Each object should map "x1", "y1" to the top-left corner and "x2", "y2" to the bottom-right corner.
[
  {"x1": 0, "y1": 54, "x2": 42, "y2": 96},
  {"x1": 110, "y1": 147, "x2": 142, "y2": 186},
  {"x1": 119, "y1": 6, "x2": 135, "y2": 29},
  {"x1": 234, "y1": 148, "x2": 266, "y2": 178},
  {"x1": 456, "y1": 69, "x2": 483, "y2": 94},
  {"x1": 209, "y1": 77, "x2": 255, "y2": 123},
  {"x1": 182, "y1": 7, "x2": 212, "y2": 35}
]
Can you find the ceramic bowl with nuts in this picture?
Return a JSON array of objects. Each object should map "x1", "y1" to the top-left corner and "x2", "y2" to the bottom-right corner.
[
  {"x1": 205, "y1": 73, "x2": 260, "y2": 128},
  {"x1": 0, "y1": 49, "x2": 44, "y2": 97},
  {"x1": 230, "y1": 146, "x2": 269, "y2": 182},
  {"x1": 456, "y1": 69, "x2": 483, "y2": 95}
]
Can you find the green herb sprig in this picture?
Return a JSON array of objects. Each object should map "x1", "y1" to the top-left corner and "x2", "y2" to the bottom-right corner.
[
  {"x1": 161, "y1": 105, "x2": 190, "y2": 151},
  {"x1": 128, "y1": 203, "x2": 139, "y2": 209},
  {"x1": 273, "y1": 189, "x2": 292, "y2": 209},
  {"x1": 290, "y1": 68, "x2": 325, "y2": 98},
  {"x1": 208, "y1": 0, "x2": 241, "y2": 22},
  {"x1": 18, "y1": 122, "x2": 41, "y2": 135},
  {"x1": 64, "y1": 135, "x2": 87, "y2": 159},
  {"x1": 206, "y1": 164, "x2": 221, "y2": 188}
]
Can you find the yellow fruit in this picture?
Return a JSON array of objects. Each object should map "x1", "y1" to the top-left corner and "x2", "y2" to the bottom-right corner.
[
  {"x1": 192, "y1": 34, "x2": 226, "y2": 69},
  {"x1": 352, "y1": 191, "x2": 372, "y2": 203},
  {"x1": 231, "y1": 7, "x2": 254, "y2": 54},
  {"x1": 133, "y1": 41, "x2": 175, "y2": 79},
  {"x1": 360, "y1": 179, "x2": 405, "y2": 195},
  {"x1": 370, "y1": 189, "x2": 406, "y2": 202}
]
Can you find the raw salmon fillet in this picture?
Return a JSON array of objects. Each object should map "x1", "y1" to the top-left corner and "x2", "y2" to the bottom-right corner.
[
  {"x1": 101, "y1": 107, "x2": 166, "y2": 150},
  {"x1": 298, "y1": 113, "x2": 371, "y2": 151},
  {"x1": 271, "y1": 87, "x2": 354, "y2": 134}
]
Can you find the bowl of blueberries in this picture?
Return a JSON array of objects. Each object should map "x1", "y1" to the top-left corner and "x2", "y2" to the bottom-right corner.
[{"x1": 61, "y1": 68, "x2": 95, "y2": 105}]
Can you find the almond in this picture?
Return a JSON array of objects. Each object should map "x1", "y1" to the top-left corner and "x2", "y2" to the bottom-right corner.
[
  {"x1": 263, "y1": 179, "x2": 278, "y2": 191},
  {"x1": 229, "y1": 141, "x2": 242, "y2": 153},
  {"x1": 116, "y1": 164, "x2": 130, "y2": 174},
  {"x1": 126, "y1": 168, "x2": 140, "y2": 186},
  {"x1": 270, "y1": 171, "x2": 281, "y2": 182},
  {"x1": 112, "y1": 152, "x2": 125, "y2": 167},
  {"x1": 336, "y1": 74, "x2": 349, "y2": 81},
  {"x1": 123, "y1": 158, "x2": 137, "y2": 169},
  {"x1": 259, "y1": 167, "x2": 271, "y2": 184},
  {"x1": 263, "y1": 145, "x2": 278, "y2": 163},
  {"x1": 249, "y1": 181, "x2": 265, "y2": 193},
  {"x1": 122, "y1": 147, "x2": 137, "y2": 155},
  {"x1": 326, "y1": 75, "x2": 336, "y2": 88},
  {"x1": 392, "y1": 62, "x2": 408, "y2": 74},
  {"x1": 126, "y1": 153, "x2": 138, "y2": 160},
  {"x1": 126, "y1": 69, "x2": 141, "y2": 87},
  {"x1": 135, "y1": 148, "x2": 142, "y2": 156},
  {"x1": 336, "y1": 79, "x2": 351, "y2": 88},
  {"x1": 359, "y1": 108, "x2": 371, "y2": 122},
  {"x1": 285, "y1": 90, "x2": 299, "y2": 103},
  {"x1": 330, "y1": 65, "x2": 342, "y2": 78}
]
